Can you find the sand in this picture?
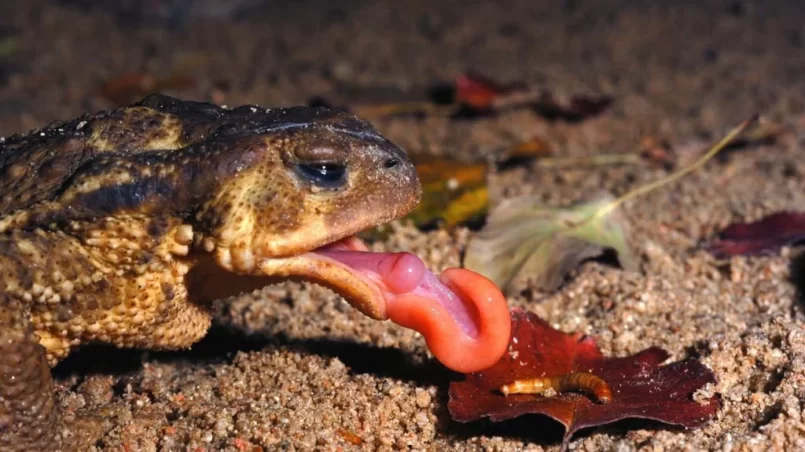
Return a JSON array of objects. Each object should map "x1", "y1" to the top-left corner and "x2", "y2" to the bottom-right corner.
[{"x1": 2, "y1": 0, "x2": 805, "y2": 450}]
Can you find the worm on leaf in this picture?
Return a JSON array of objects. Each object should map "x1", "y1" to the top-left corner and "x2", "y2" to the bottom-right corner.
[{"x1": 499, "y1": 371, "x2": 613, "y2": 404}]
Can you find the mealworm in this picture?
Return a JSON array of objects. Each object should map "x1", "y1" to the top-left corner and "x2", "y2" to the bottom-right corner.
[{"x1": 498, "y1": 371, "x2": 612, "y2": 404}]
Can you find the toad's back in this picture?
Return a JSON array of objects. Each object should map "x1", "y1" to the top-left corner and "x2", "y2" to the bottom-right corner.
[{"x1": 0, "y1": 94, "x2": 383, "y2": 218}]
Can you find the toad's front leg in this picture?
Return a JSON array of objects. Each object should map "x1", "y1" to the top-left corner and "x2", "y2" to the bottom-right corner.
[{"x1": 0, "y1": 293, "x2": 61, "y2": 451}]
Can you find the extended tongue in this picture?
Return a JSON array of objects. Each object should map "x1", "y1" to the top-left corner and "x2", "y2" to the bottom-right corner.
[{"x1": 316, "y1": 250, "x2": 512, "y2": 373}]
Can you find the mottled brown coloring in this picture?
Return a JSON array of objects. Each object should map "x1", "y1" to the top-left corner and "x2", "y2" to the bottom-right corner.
[{"x1": 0, "y1": 95, "x2": 421, "y2": 450}]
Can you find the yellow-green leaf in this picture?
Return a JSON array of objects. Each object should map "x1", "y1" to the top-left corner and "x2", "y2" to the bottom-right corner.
[
  {"x1": 464, "y1": 116, "x2": 758, "y2": 294},
  {"x1": 463, "y1": 193, "x2": 636, "y2": 294},
  {"x1": 407, "y1": 154, "x2": 489, "y2": 229}
]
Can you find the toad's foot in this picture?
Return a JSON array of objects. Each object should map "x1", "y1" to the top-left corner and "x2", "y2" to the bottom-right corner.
[{"x1": 0, "y1": 295, "x2": 61, "y2": 451}]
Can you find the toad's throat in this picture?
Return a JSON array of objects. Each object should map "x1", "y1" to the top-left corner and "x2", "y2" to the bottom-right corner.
[{"x1": 232, "y1": 235, "x2": 512, "y2": 373}]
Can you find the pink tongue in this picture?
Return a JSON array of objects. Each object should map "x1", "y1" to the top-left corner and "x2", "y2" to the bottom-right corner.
[
  {"x1": 315, "y1": 250, "x2": 480, "y2": 337},
  {"x1": 314, "y1": 247, "x2": 512, "y2": 373}
]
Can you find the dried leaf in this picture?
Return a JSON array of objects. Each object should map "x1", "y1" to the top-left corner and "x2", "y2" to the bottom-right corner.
[
  {"x1": 726, "y1": 119, "x2": 788, "y2": 150},
  {"x1": 406, "y1": 154, "x2": 489, "y2": 230},
  {"x1": 530, "y1": 92, "x2": 613, "y2": 122},
  {"x1": 453, "y1": 74, "x2": 612, "y2": 121},
  {"x1": 496, "y1": 137, "x2": 554, "y2": 169},
  {"x1": 308, "y1": 73, "x2": 612, "y2": 121},
  {"x1": 359, "y1": 155, "x2": 490, "y2": 241},
  {"x1": 308, "y1": 83, "x2": 451, "y2": 119},
  {"x1": 465, "y1": 117, "x2": 757, "y2": 294},
  {"x1": 464, "y1": 192, "x2": 637, "y2": 294},
  {"x1": 454, "y1": 73, "x2": 519, "y2": 111},
  {"x1": 98, "y1": 72, "x2": 196, "y2": 106},
  {"x1": 638, "y1": 136, "x2": 676, "y2": 168},
  {"x1": 706, "y1": 211, "x2": 805, "y2": 258},
  {"x1": 448, "y1": 309, "x2": 720, "y2": 446},
  {"x1": 507, "y1": 137, "x2": 553, "y2": 158}
]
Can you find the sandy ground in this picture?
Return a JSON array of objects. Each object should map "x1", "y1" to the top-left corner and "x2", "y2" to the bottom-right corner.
[{"x1": 3, "y1": 0, "x2": 805, "y2": 450}]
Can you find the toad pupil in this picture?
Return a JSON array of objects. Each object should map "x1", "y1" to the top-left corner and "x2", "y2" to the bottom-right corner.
[{"x1": 296, "y1": 162, "x2": 346, "y2": 186}]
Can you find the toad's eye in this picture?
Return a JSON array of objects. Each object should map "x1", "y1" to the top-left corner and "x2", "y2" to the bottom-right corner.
[{"x1": 295, "y1": 162, "x2": 347, "y2": 189}]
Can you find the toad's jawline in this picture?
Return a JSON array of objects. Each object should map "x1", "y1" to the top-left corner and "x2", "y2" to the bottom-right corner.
[{"x1": 307, "y1": 236, "x2": 512, "y2": 373}]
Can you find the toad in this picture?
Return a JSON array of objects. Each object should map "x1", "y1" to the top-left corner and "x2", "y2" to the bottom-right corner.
[{"x1": 0, "y1": 95, "x2": 511, "y2": 450}]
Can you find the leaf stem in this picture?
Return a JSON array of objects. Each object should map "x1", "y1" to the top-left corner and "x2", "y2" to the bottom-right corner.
[
  {"x1": 593, "y1": 115, "x2": 759, "y2": 221},
  {"x1": 535, "y1": 153, "x2": 644, "y2": 169}
]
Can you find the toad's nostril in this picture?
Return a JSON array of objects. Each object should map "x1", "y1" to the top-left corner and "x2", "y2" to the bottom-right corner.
[{"x1": 384, "y1": 158, "x2": 400, "y2": 169}]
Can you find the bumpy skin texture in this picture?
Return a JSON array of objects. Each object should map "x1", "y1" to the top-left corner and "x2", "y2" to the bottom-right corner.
[{"x1": 0, "y1": 95, "x2": 421, "y2": 450}]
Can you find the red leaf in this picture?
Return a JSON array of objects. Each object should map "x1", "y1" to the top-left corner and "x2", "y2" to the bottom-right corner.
[
  {"x1": 531, "y1": 92, "x2": 613, "y2": 122},
  {"x1": 448, "y1": 309, "x2": 719, "y2": 444},
  {"x1": 453, "y1": 73, "x2": 612, "y2": 121},
  {"x1": 706, "y1": 211, "x2": 805, "y2": 258},
  {"x1": 98, "y1": 72, "x2": 196, "y2": 106},
  {"x1": 454, "y1": 73, "x2": 512, "y2": 111},
  {"x1": 308, "y1": 73, "x2": 612, "y2": 121}
]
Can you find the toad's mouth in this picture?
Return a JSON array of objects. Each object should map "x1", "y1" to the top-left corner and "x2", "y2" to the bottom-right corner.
[{"x1": 251, "y1": 235, "x2": 511, "y2": 373}]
